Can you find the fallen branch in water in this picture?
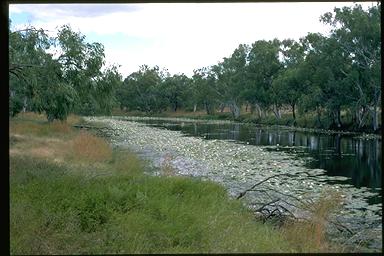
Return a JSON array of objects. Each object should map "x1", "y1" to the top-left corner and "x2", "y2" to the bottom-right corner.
[
  {"x1": 237, "y1": 172, "x2": 355, "y2": 236},
  {"x1": 73, "y1": 124, "x2": 116, "y2": 130},
  {"x1": 236, "y1": 172, "x2": 307, "y2": 199}
]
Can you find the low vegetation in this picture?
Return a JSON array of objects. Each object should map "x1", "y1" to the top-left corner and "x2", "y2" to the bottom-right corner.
[{"x1": 10, "y1": 113, "x2": 347, "y2": 253}]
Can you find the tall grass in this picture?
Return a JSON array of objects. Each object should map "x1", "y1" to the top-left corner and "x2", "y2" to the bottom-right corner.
[
  {"x1": 10, "y1": 155, "x2": 295, "y2": 254},
  {"x1": 281, "y1": 190, "x2": 343, "y2": 252},
  {"x1": 71, "y1": 131, "x2": 112, "y2": 162},
  {"x1": 10, "y1": 113, "x2": 77, "y2": 137},
  {"x1": 10, "y1": 113, "x2": 345, "y2": 254}
]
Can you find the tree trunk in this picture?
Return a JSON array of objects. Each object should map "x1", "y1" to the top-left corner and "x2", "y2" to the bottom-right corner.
[
  {"x1": 316, "y1": 107, "x2": 322, "y2": 128},
  {"x1": 250, "y1": 104, "x2": 255, "y2": 114},
  {"x1": 245, "y1": 103, "x2": 249, "y2": 112},
  {"x1": 332, "y1": 107, "x2": 342, "y2": 128},
  {"x1": 272, "y1": 104, "x2": 281, "y2": 120},
  {"x1": 193, "y1": 104, "x2": 197, "y2": 112},
  {"x1": 229, "y1": 101, "x2": 240, "y2": 119},
  {"x1": 370, "y1": 105, "x2": 379, "y2": 131},
  {"x1": 204, "y1": 101, "x2": 213, "y2": 115},
  {"x1": 255, "y1": 103, "x2": 262, "y2": 118},
  {"x1": 356, "y1": 106, "x2": 366, "y2": 128},
  {"x1": 22, "y1": 97, "x2": 27, "y2": 113},
  {"x1": 292, "y1": 104, "x2": 296, "y2": 120},
  {"x1": 337, "y1": 108, "x2": 342, "y2": 128},
  {"x1": 219, "y1": 103, "x2": 225, "y2": 113}
]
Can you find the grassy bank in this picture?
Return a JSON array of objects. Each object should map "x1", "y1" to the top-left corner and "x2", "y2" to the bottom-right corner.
[{"x1": 10, "y1": 112, "x2": 343, "y2": 254}]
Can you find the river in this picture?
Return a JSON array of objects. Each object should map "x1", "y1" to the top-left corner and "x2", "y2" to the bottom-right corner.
[
  {"x1": 84, "y1": 116, "x2": 382, "y2": 252},
  {"x1": 135, "y1": 119, "x2": 382, "y2": 204}
]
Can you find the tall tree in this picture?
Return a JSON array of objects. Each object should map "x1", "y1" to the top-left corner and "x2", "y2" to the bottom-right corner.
[
  {"x1": 320, "y1": 3, "x2": 381, "y2": 130},
  {"x1": 245, "y1": 39, "x2": 282, "y2": 118},
  {"x1": 118, "y1": 65, "x2": 167, "y2": 113},
  {"x1": 162, "y1": 74, "x2": 190, "y2": 112},
  {"x1": 56, "y1": 24, "x2": 107, "y2": 115},
  {"x1": 9, "y1": 25, "x2": 77, "y2": 121},
  {"x1": 191, "y1": 67, "x2": 218, "y2": 115},
  {"x1": 271, "y1": 39, "x2": 307, "y2": 123},
  {"x1": 215, "y1": 44, "x2": 250, "y2": 118}
]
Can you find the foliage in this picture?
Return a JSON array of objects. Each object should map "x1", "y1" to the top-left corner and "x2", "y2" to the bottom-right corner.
[
  {"x1": 9, "y1": 3, "x2": 381, "y2": 132},
  {"x1": 116, "y1": 3, "x2": 380, "y2": 132},
  {"x1": 9, "y1": 23, "x2": 122, "y2": 121},
  {"x1": 162, "y1": 73, "x2": 191, "y2": 112},
  {"x1": 117, "y1": 65, "x2": 168, "y2": 113},
  {"x1": 191, "y1": 67, "x2": 219, "y2": 115},
  {"x1": 320, "y1": 4, "x2": 381, "y2": 131}
]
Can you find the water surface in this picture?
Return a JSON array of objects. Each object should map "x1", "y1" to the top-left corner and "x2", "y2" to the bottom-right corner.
[{"x1": 134, "y1": 119, "x2": 382, "y2": 204}]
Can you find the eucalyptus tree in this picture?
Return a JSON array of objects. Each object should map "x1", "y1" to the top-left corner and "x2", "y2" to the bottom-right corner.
[
  {"x1": 92, "y1": 65, "x2": 123, "y2": 115},
  {"x1": 118, "y1": 65, "x2": 168, "y2": 113},
  {"x1": 271, "y1": 39, "x2": 308, "y2": 123},
  {"x1": 191, "y1": 67, "x2": 218, "y2": 115},
  {"x1": 245, "y1": 39, "x2": 282, "y2": 118},
  {"x1": 320, "y1": 3, "x2": 381, "y2": 131},
  {"x1": 56, "y1": 25, "x2": 110, "y2": 115},
  {"x1": 162, "y1": 73, "x2": 190, "y2": 112},
  {"x1": 214, "y1": 44, "x2": 250, "y2": 118},
  {"x1": 298, "y1": 32, "x2": 355, "y2": 129},
  {"x1": 9, "y1": 23, "x2": 123, "y2": 120},
  {"x1": 9, "y1": 24, "x2": 77, "y2": 121},
  {"x1": 9, "y1": 25, "x2": 50, "y2": 115}
]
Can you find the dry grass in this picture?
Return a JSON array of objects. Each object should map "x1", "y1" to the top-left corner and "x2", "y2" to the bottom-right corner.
[
  {"x1": 281, "y1": 190, "x2": 344, "y2": 252},
  {"x1": 49, "y1": 120, "x2": 72, "y2": 133},
  {"x1": 10, "y1": 134, "x2": 69, "y2": 163},
  {"x1": 71, "y1": 131, "x2": 112, "y2": 163},
  {"x1": 10, "y1": 112, "x2": 83, "y2": 137},
  {"x1": 15, "y1": 112, "x2": 47, "y2": 121},
  {"x1": 66, "y1": 114, "x2": 83, "y2": 126},
  {"x1": 165, "y1": 110, "x2": 208, "y2": 117},
  {"x1": 10, "y1": 121, "x2": 45, "y2": 135},
  {"x1": 10, "y1": 119, "x2": 74, "y2": 138},
  {"x1": 9, "y1": 113, "x2": 100, "y2": 165}
]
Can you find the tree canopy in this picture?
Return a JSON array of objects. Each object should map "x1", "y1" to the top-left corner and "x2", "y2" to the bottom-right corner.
[{"x1": 9, "y1": 3, "x2": 381, "y2": 131}]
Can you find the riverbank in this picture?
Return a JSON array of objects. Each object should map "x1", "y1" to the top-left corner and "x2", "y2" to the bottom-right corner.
[
  {"x1": 10, "y1": 112, "x2": 346, "y2": 253},
  {"x1": 112, "y1": 110, "x2": 381, "y2": 139},
  {"x1": 85, "y1": 115, "x2": 382, "y2": 252}
]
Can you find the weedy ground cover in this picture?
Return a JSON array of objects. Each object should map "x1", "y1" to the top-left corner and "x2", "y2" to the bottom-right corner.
[{"x1": 10, "y1": 112, "x2": 344, "y2": 254}]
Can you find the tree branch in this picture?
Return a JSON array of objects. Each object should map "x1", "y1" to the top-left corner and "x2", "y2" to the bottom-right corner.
[{"x1": 236, "y1": 172, "x2": 307, "y2": 199}]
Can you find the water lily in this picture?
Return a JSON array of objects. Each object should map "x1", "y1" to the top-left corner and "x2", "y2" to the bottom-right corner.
[{"x1": 84, "y1": 116, "x2": 382, "y2": 250}]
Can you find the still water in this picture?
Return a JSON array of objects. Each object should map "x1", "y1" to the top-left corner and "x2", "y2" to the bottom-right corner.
[{"x1": 135, "y1": 120, "x2": 382, "y2": 203}]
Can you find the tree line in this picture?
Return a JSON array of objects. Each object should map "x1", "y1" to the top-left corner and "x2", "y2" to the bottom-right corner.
[
  {"x1": 9, "y1": 4, "x2": 381, "y2": 131},
  {"x1": 9, "y1": 24, "x2": 122, "y2": 121}
]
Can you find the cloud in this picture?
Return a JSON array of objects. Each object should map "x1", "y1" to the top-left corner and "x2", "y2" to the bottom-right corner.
[
  {"x1": 9, "y1": 2, "x2": 377, "y2": 77},
  {"x1": 9, "y1": 4, "x2": 140, "y2": 19}
]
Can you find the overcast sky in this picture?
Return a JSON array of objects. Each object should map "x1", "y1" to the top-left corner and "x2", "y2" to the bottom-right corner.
[{"x1": 9, "y1": 2, "x2": 376, "y2": 77}]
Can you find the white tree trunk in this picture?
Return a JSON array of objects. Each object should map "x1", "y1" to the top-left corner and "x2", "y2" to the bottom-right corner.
[{"x1": 229, "y1": 101, "x2": 240, "y2": 118}]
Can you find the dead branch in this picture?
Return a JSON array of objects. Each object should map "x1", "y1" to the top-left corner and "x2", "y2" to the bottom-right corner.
[
  {"x1": 236, "y1": 172, "x2": 307, "y2": 199},
  {"x1": 73, "y1": 124, "x2": 123, "y2": 131},
  {"x1": 249, "y1": 187, "x2": 309, "y2": 206},
  {"x1": 254, "y1": 198, "x2": 280, "y2": 212}
]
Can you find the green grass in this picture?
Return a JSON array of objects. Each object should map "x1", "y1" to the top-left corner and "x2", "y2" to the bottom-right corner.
[
  {"x1": 10, "y1": 154, "x2": 295, "y2": 254},
  {"x1": 10, "y1": 112, "x2": 343, "y2": 254}
]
